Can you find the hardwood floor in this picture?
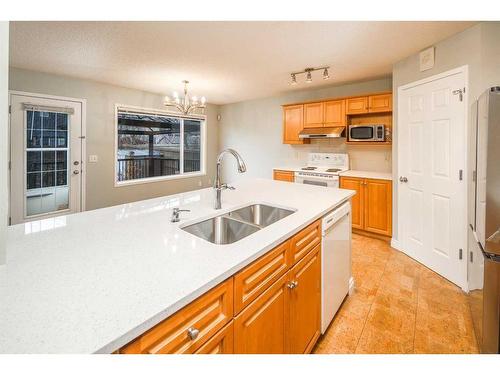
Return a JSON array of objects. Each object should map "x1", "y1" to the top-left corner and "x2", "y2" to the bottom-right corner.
[{"x1": 313, "y1": 233, "x2": 478, "y2": 354}]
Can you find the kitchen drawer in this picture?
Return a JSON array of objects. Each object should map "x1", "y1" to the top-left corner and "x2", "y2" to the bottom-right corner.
[
  {"x1": 290, "y1": 220, "x2": 321, "y2": 264},
  {"x1": 234, "y1": 240, "x2": 291, "y2": 314},
  {"x1": 194, "y1": 321, "x2": 234, "y2": 354},
  {"x1": 120, "y1": 278, "x2": 233, "y2": 354},
  {"x1": 273, "y1": 170, "x2": 295, "y2": 182}
]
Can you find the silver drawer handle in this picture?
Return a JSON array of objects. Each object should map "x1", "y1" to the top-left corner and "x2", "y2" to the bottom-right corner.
[{"x1": 187, "y1": 327, "x2": 200, "y2": 340}]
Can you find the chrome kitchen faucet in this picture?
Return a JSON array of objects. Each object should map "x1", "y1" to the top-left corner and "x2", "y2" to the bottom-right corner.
[{"x1": 214, "y1": 149, "x2": 246, "y2": 209}]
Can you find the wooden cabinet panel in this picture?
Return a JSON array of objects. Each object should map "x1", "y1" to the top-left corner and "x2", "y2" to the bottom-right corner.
[
  {"x1": 234, "y1": 274, "x2": 288, "y2": 354},
  {"x1": 304, "y1": 102, "x2": 324, "y2": 128},
  {"x1": 340, "y1": 177, "x2": 364, "y2": 229},
  {"x1": 364, "y1": 178, "x2": 392, "y2": 236},
  {"x1": 283, "y1": 105, "x2": 307, "y2": 144},
  {"x1": 234, "y1": 240, "x2": 291, "y2": 314},
  {"x1": 290, "y1": 220, "x2": 321, "y2": 264},
  {"x1": 324, "y1": 100, "x2": 346, "y2": 127},
  {"x1": 288, "y1": 244, "x2": 321, "y2": 354},
  {"x1": 368, "y1": 93, "x2": 392, "y2": 113},
  {"x1": 273, "y1": 170, "x2": 295, "y2": 182},
  {"x1": 346, "y1": 96, "x2": 368, "y2": 114},
  {"x1": 195, "y1": 321, "x2": 233, "y2": 354},
  {"x1": 120, "y1": 278, "x2": 233, "y2": 354}
]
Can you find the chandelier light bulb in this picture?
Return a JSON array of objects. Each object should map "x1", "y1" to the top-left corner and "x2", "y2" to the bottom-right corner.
[
  {"x1": 201, "y1": 96, "x2": 206, "y2": 105},
  {"x1": 192, "y1": 96, "x2": 198, "y2": 104},
  {"x1": 164, "y1": 96, "x2": 171, "y2": 104},
  {"x1": 173, "y1": 91, "x2": 179, "y2": 98},
  {"x1": 163, "y1": 80, "x2": 207, "y2": 115}
]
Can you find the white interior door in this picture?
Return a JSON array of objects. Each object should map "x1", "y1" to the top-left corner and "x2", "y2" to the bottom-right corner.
[
  {"x1": 398, "y1": 68, "x2": 467, "y2": 288},
  {"x1": 9, "y1": 93, "x2": 84, "y2": 225}
]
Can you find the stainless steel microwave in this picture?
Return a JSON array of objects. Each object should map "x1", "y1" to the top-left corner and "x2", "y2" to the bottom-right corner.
[{"x1": 348, "y1": 124, "x2": 385, "y2": 142}]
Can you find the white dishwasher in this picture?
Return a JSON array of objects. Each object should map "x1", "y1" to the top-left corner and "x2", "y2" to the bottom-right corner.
[{"x1": 321, "y1": 201, "x2": 352, "y2": 334}]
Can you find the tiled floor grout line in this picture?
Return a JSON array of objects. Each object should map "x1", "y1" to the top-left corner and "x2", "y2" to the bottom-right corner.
[
  {"x1": 353, "y1": 249, "x2": 392, "y2": 353},
  {"x1": 411, "y1": 266, "x2": 422, "y2": 354}
]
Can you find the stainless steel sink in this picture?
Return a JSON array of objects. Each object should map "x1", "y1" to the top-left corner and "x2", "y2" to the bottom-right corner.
[
  {"x1": 181, "y1": 215, "x2": 260, "y2": 245},
  {"x1": 227, "y1": 204, "x2": 295, "y2": 228},
  {"x1": 180, "y1": 204, "x2": 296, "y2": 245}
]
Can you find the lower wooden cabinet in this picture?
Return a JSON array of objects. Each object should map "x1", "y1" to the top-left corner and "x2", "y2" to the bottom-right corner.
[
  {"x1": 288, "y1": 244, "x2": 321, "y2": 354},
  {"x1": 234, "y1": 274, "x2": 289, "y2": 354},
  {"x1": 195, "y1": 322, "x2": 234, "y2": 354},
  {"x1": 273, "y1": 170, "x2": 295, "y2": 182},
  {"x1": 340, "y1": 176, "x2": 392, "y2": 237}
]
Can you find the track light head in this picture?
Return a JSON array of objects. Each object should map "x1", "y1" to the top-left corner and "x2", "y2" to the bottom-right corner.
[
  {"x1": 290, "y1": 73, "x2": 297, "y2": 86},
  {"x1": 323, "y1": 68, "x2": 330, "y2": 80}
]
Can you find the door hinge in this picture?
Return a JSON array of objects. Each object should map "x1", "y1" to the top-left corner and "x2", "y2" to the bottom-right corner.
[
  {"x1": 8, "y1": 105, "x2": 11, "y2": 114},
  {"x1": 459, "y1": 169, "x2": 463, "y2": 181},
  {"x1": 459, "y1": 248, "x2": 463, "y2": 260},
  {"x1": 470, "y1": 251, "x2": 474, "y2": 263},
  {"x1": 453, "y1": 88, "x2": 464, "y2": 102},
  {"x1": 472, "y1": 170, "x2": 477, "y2": 182},
  {"x1": 8, "y1": 161, "x2": 11, "y2": 170},
  {"x1": 8, "y1": 217, "x2": 11, "y2": 226}
]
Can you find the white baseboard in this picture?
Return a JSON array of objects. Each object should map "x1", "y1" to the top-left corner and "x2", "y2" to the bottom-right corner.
[
  {"x1": 390, "y1": 238, "x2": 403, "y2": 252},
  {"x1": 348, "y1": 276, "x2": 355, "y2": 295}
]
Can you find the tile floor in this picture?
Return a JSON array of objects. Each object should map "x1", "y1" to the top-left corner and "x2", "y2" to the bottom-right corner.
[{"x1": 313, "y1": 233, "x2": 478, "y2": 354}]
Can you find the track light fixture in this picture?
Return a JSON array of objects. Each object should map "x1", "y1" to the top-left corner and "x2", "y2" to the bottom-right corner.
[{"x1": 289, "y1": 66, "x2": 330, "y2": 85}]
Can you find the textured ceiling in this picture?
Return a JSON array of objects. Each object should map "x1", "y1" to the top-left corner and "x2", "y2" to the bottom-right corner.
[{"x1": 10, "y1": 21, "x2": 475, "y2": 104}]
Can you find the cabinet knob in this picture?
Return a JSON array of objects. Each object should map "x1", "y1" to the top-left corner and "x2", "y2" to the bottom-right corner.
[
  {"x1": 287, "y1": 280, "x2": 299, "y2": 289},
  {"x1": 187, "y1": 327, "x2": 200, "y2": 340}
]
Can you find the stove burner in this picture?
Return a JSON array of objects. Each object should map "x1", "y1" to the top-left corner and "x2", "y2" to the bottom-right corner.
[
  {"x1": 326, "y1": 168, "x2": 341, "y2": 173},
  {"x1": 301, "y1": 167, "x2": 317, "y2": 170}
]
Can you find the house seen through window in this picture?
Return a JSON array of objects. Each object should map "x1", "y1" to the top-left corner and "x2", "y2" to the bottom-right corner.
[{"x1": 116, "y1": 109, "x2": 204, "y2": 183}]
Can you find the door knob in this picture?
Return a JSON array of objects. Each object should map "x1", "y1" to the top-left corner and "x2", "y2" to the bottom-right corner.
[
  {"x1": 73, "y1": 170, "x2": 80, "y2": 175},
  {"x1": 399, "y1": 176, "x2": 408, "y2": 183},
  {"x1": 73, "y1": 161, "x2": 80, "y2": 166},
  {"x1": 187, "y1": 327, "x2": 200, "y2": 340}
]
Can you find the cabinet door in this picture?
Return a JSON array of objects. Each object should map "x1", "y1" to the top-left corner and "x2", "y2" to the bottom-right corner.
[
  {"x1": 288, "y1": 244, "x2": 321, "y2": 354},
  {"x1": 339, "y1": 177, "x2": 364, "y2": 230},
  {"x1": 283, "y1": 105, "x2": 306, "y2": 144},
  {"x1": 234, "y1": 274, "x2": 288, "y2": 354},
  {"x1": 368, "y1": 93, "x2": 392, "y2": 113},
  {"x1": 273, "y1": 170, "x2": 295, "y2": 182},
  {"x1": 364, "y1": 178, "x2": 392, "y2": 236},
  {"x1": 120, "y1": 278, "x2": 233, "y2": 354},
  {"x1": 346, "y1": 96, "x2": 368, "y2": 114},
  {"x1": 195, "y1": 322, "x2": 234, "y2": 354},
  {"x1": 304, "y1": 102, "x2": 324, "y2": 128},
  {"x1": 324, "y1": 100, "x2": 346, "y2": 127}
]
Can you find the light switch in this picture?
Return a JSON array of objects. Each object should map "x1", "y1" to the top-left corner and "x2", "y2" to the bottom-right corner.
[{"x1": 89, "y1": 155, "x2": 98, "y2": 163}]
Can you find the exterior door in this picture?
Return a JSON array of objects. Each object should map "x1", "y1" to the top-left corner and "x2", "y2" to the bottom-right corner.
[
  {"x1": 10, "y1": 93, "x2": 84, "y2": 224},
  {"x1": 398, "y1": 68, "x2": 466, "y2": 288}
]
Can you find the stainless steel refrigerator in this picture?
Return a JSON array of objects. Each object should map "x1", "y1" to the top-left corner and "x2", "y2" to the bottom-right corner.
[{"x1": 468, "y1": 86, "x2": 500, "y2": 354}]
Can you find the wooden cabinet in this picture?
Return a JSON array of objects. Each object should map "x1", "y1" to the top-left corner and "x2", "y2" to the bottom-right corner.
[
  {"x1": 120, "y1": 278, "x2": 233, "y2": 354},
  {"x1": 340, "y1": 176, "x2": 392, "y2": 237},
  {"x1": 364, "y1": 178, "x2": 392, "y2": 236},
  {"x1": 324, "y1": 99, "x2": 346, "y2": 127},
  {"x1": 346, "y1": 96, "x2": 369, "y2": 114},
  {"x1": 234, "y1": 274, "x2": 289, "y2": 354},
  {"x1": 288, "y1": 244, "x2": 321, "y2": 354},
  {"x1": 368, "y1": 93, "x2": 392, "y2": 113},
  {"x1": 195, "y1": 322, "x2": 234, "y2": 354},
  {"x1": 303, "y1": 102, "x2": 324, "y2": 128},
  {"x1": 283, "y1": 105, "x2": 308, "y2": 144},
  {"x1": 234, "y1": 240, "x2": 291, "y2": 314},
  {"x1": 273, "y1": 170, "x2": 295, "y2": 182},
  {"x1": 290, "y1": 220, "x2": 321, "y2": 264},
  {"x1": 339, "y1": 176, "x2": 364, "y2": 230}
]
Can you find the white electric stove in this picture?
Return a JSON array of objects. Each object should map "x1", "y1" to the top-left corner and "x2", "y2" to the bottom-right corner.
[{"x1": 294, "y1": 153, "x2": 349, "y2": 188}]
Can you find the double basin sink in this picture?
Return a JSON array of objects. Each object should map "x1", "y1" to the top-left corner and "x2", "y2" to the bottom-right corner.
[{"x1": 181, "y1": 204, "x2": 296, "y2": 245}]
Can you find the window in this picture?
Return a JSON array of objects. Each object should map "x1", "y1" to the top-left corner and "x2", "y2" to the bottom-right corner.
[{"x1": 116, "y1": 107, "x2": 205, "y2": 185}]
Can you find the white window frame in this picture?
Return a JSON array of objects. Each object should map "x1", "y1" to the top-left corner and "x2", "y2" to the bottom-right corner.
[{"x1": 114, "y1": 104, "x2": 207, "y2": 187}]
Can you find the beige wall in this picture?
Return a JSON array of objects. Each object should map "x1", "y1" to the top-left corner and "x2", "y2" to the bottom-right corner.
[
  {"x1": 0, "y1": 23, "x2": 8, "y2": 265},
  {"x1": 9, "y1": 68, "x2": 220, "y2": 210},
  {"x1": 392, "y1": 21, "x2": 500, "y2": 242},
  {"x1": 218, "y1": 77, "x2": 393, "y2": 183}
]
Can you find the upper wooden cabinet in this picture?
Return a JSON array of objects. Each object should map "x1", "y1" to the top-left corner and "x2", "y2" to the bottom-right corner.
[
  {"x1": 368, "y1": 93, "x2": 392, "y2": 113},
  {"x1": 346, "y1": 96, "x2": 369, "y2": 114},
  {"x1": 340, "y1": 176, "x2": 392, "y2": 237},
  {"x1": 273, "y1": 170, "x2": 295, "y2": 183},
  {"x1": 304, "y1": 102, "x2": 324, "y2": 128},
  {"x1": 324, "y1": 100, "x2": 346, "y2": 126},
  {"x1": 283, "y1": 104, "x2": 308, "y2": 144}
]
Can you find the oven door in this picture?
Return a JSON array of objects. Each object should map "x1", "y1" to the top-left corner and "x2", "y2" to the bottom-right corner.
[
  {"x1": 349, "y1": 125, "x2": 374, "y2": 141},
  {"x1": 295, "y1": 175, "x2": 339, "y2": 188}
]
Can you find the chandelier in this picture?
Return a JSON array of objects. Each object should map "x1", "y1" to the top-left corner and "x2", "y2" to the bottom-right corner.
[{"x1": 164, "y1": 80, "x2": 206, "y2": 115}]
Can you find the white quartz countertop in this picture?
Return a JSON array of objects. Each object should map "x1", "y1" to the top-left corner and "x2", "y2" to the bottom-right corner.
[
  {"x1": 339, "y1": 170, "x2": 392, "y2": 181},
  {"x1": 0, "y1": 178, "x2": 354, "y2": 354}
]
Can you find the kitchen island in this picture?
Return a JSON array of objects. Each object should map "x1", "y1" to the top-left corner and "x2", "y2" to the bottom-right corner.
[{"x1": 0, "y1": 178, "x2": 354, "y2": 353}]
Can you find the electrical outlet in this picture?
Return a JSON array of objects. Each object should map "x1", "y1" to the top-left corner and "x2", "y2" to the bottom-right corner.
[{"x1": 89, "y1": 155, "x2": 98, "y2": 163}]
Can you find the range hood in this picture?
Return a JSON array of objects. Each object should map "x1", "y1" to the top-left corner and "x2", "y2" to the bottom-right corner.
[{"x1": 298, "y1": 126, "x2": 346, "y2": 139}]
